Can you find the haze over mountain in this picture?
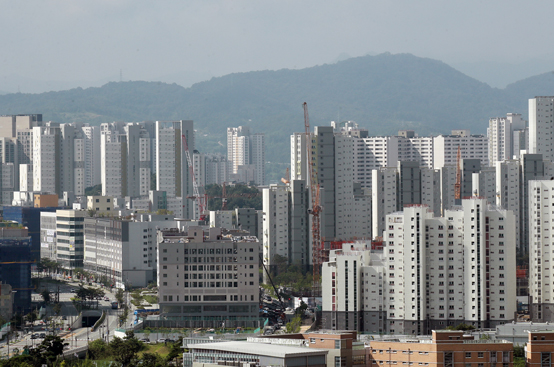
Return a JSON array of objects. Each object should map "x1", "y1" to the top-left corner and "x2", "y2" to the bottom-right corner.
[{"x1": 1, "y1": 53, "x2": 553, "y2": 173}]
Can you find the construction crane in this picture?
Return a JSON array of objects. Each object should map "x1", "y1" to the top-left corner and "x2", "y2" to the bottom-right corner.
[
  {"x1": 304, "y1": 102, "x2": 323, "y2": 297},
  {"x1": 454, "y1": 145, "x2": 461, "y2": 202},
  {"x1": 181, "y1": 134, "x2": 207, "y2": 221}
]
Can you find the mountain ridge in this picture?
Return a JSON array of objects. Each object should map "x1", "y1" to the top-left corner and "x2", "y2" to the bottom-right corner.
[{"x1": 0, "y1": 53, "x2": 551, "y2": 168}]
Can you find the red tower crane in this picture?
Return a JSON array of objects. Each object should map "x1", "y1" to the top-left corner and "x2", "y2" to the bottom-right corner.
[
  {"x1": 304, "y1": 102, "x2": 323, "y2": 297},
  {"x1": 182, "y1": 133, "x2": 207, "y2": 220}
]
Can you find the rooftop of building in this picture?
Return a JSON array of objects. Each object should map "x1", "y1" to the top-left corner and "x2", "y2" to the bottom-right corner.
[
  {"x1": 369, "y1": 331, "x2": 512, "y2": 345},
  {"x1": 161, "y1": 227, "x2": 258, "y2": 244},
  {"x1": 190, "y1": 341, "x2": 328, "y2": 358}
]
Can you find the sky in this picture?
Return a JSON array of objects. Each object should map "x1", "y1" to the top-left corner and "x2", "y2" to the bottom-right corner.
[{"x1": 1, "y1": 0, "x2": 554, "y2": 93}]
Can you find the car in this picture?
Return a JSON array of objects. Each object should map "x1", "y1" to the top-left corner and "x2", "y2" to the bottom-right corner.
[
  {"x1": 140, "y1": 338, "x2": 150, "y2": 344},
  {"x1": 104, "y1": 297, "x2": 109, "y2": 301},
  {"x1": 165, "y1": 338, "x2": 176, "y2": 343},
  {"x1": 62, "y1": 316, "x2": 67, "y2": 320},
  {"x1": 39, "y1": 333, "x2": 46, "y2": 338},
  {"x1": 69, "y1": 288, "x2": 75, "y2": 293},
  {"x1": 30, "y1": 334, "x2": 38, "y2": 339},
  {"x1": 157, "y1": 338, "x2": 168, "y2": 343}
]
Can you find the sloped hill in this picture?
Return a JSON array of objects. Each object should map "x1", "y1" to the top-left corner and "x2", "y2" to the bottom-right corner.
[{"x1": 0, "y1": 53, "x2": 551, "y2": 166}]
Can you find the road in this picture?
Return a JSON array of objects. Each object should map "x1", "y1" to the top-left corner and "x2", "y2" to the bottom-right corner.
[{"x1": 0, "y1": 278, "x2": 137, "y2": 359}]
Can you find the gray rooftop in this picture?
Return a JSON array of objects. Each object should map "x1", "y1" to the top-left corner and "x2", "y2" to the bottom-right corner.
[{"x1": 190, "y1": 341, "x2": 328, "y2": 358}]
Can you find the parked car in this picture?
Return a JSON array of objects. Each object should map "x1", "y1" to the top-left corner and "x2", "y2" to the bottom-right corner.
[
  {"x1": 39, "y1": 333, "x2": 46, "y2": 338},
  {"x1": 104, "y1": 297, "x2": 109, "y2": 301},
  {"x1": 30, "y1": 334, "x2": 38, "y2": 339},
  {"x1": 157, "y1": 338, "x2": 169, "y2": 343},
  {"x1": 140, "y1": 338, "x2": 150, "y2": 344}
]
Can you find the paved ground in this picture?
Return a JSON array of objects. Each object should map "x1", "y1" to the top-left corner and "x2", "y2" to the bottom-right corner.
[{"x1": 0, "y1": 277, "x2": 137, "y2": 359}]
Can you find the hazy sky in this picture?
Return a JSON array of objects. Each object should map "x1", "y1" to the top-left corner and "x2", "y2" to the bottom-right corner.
[{"x1": 2, "y1": 0, "x2": 554, "y2": 91}]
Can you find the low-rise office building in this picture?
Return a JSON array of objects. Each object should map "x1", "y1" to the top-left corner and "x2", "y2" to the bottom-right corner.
[
  {"x1": 84, "y1": 214, "x2": 176, "y2": 288},
  {"x1": 526, "y1": 331, "x2": 554, "y2": 367},
  {"x1": 367, "y1": 330, "x2": 513, "y2": 367},
  {"x1": 157, "y1": 226, "x2": 260, "y2": 328},
  {"x1": 184, "y1": 340, "x2": 327, "y2": 367}
]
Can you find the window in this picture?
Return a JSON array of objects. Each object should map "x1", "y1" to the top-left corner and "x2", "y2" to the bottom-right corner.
[
  {"x1": 466, "y1": 353, "x2": 471, "y2": 358},
  {"x1": 478, "y1": 352, "x2": 484, "y2": 358}
]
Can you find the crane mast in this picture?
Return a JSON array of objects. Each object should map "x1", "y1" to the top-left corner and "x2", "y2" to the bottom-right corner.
[
  {"x1": 182, "y1": 133, "x2": 207, "y2": 220},
  {"x1": 454, "y1": 145, "x2": 461, "y2": 201},
  {"x1": 304, "y1": 102, "x2": 323, "y2": 297}
]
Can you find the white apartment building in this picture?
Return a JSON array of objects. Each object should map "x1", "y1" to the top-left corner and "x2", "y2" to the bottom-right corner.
[
  {"x1": 371, "y1": 167, "x2": 398, "y2": 239},
  {"x1": 290, "y1": 132, "x2": 308, "y2": 181},
  {"x1": 193, "y1": 153, "x2": 229, "y2": 188},
  {"x1": 19, "y1": 164, "x2": 32, "y2": 192},
  {"x1": 488, "y1": 113, "x2": 527, "y2": 166},
  {"x1": 209, "y1": 210, "x2": 233, "y2": 230},
  {"x1": 155, "y1": 120, "x2": 194, "y2": 219},
  {"x1": 262, "y1": 180, "x2": 310, "y2": 270},
  {"x1": 321, "y1": 242, "x2": 385, "y2": 333},
  {"x1": 1, "y1": 163, "x2": 16, "y2": 205},
  {"x1": 32, "y1": 126, "x2": 59, "y2": 194},
  {"x1": 433, "y1": 131, "x2": 488, "y2": 169},
  {"x1": 81, "y1": 124, "x2": 101, "y2": 188},
  {"x1": 322, "y1": 199, "x2": 516, "y2": 334},
  {"x1": 520, "y1": 154, "x2": 554, "y2": 256},
  {"x1": 529, "y1": 96, "x2": 554, "y2": 161},
  {"x1": 262, "y1": 184, "x2": 290, "y2": 269},
  {"x1": 471, "y1": 166, "x2": 496, "y2": 204},
  {"x1": 0, "y1": 138, "x2": 17, "y2": 204},
  {"x1": 383, "y1": 199, "x2": 516, "y2": 334},
  {"x1": 496, "y1": 160, "x2": 521, "y2": 250},
  {"x1": 227, "y1": 126, "x2": 265, "y2": 186},
  {"x1": 100, "y1": 130, "x2": 123, "y2": 197},
  {"x1": 100, "y1": 123, "x2": 151, "y2": 198},
  {"x1": 157, "y1": 227, "x2": 260, "y2": 328},
  {"x1": 529, "y1": 180, "x2": 554, "y2": 322}
]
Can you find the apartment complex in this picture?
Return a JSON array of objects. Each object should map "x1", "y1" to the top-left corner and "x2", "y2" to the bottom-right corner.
[
  {"x1": 100, "y1": 122, "x2": 151, "y2": 198},
  {"x1": 157, "y1": 226, "x2": 260, "y2": 328},
  {"x1": 262, "y1": 181, "x2": 310, "y2": 271},
  {"x1": 528, "y1": 180, "x2": 554, "y2": 322},
  {"x1": 488, "y1": 113, "x2": 527, "y2": 166},
  {"x1": 155, "y1": 120, "x2": 195, "y2": 219},
  {"x1": 529, "y1": 96, "x2": 554, "y2": 161},
  {"x1": 322, "y1": 198, "x2": 516, "y2": 334},
  {"x1": 227, "y1": 126, "x2": 265, "y2": 185}
]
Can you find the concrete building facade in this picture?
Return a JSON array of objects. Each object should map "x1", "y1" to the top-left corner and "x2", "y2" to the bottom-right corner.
[{"x1": 157, "y1": 227, "x2": 260, "y2": 328}]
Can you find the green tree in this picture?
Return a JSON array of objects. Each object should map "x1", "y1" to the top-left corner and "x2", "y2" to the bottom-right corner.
[
  {"x1": 108, "y1": 331, "x2": 143, "y2": 367},
  {"x1": 40, "y1": 289, "x2": 51, "y2": 304},
  {"x1": 115, "y1": 288, "x2": 125, "y2": 305},
  {"x1": 285, "y1": 315, "x2": 302, "y2": 333},
  {"x1": 166, "y1": 336, "x2": 184, "y2": 364},
  {"x1": 31, "y1": 335, "x2": 68, "y2": 365},
  {"x1": 295, "y1": 301, "x2": 308, "y2": 316},
  {"x1": 87, "y1": 339, "x2": 110, "y2": 360},
  {"x1": 513, "y1": 345, "x2": 525, "y2": 367},
  {"x1": 141, "y1": 352, "x2": 166, "y2": 367}
]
